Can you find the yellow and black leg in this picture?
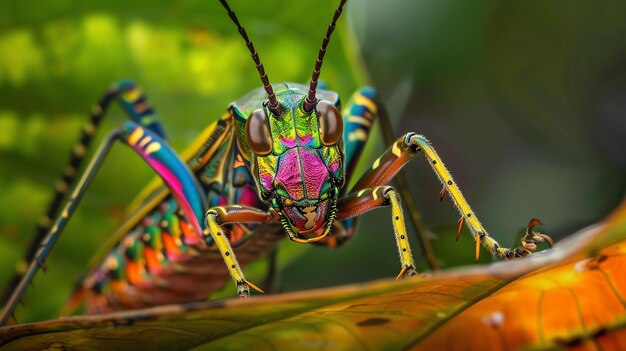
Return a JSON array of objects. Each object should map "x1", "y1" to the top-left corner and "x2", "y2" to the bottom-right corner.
[
  {"x1": 347, "y1": 132, "x2": 553, "y2": 263},
  {"x1": 203, "y1": 206, "x2": 276, "y2": 297},
  {"x1": 334, "y1": 186, "x2": 417, "y2": 278},
  {"x1": 374, "y1": 100, "x2": 438, "y2": 270},
  {"x1": 341, "y1": 88, "x2": 437, "y2": 270}
]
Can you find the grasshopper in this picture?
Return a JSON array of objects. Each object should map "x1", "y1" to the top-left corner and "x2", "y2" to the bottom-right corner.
[{"x1": 0, "y1": 0, "x2": 552, "y2": 324}]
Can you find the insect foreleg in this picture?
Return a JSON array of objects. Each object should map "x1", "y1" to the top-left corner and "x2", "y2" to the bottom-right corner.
[
  {"x1": 375, "y1": 101, "x2": 438, "y2": 270},
  {"x1": 334, "y1": 186, "x2": 417, "y2": 278},
  {"x1": 340, "y1": 89, "x2": 437, "y2": 270},
  {"x1": 351, "y1": 132, "x2": 553, "y2": 262},
  {"x1": 203, "y1": 206, "x2": 276, "y2": 297}
]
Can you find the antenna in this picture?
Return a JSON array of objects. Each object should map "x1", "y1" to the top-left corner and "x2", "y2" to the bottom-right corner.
[
  {"x1": 303, "y1": 0, "x2": 348, "y2": 112},
  {"x1": 219, "y1": 0, "x2": 282, "y2": 115}
]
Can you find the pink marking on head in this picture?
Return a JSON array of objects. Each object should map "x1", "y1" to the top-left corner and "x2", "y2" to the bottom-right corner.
[
  {"x1": 260, "y1": 174, "x2": 274, "y2": 191},
  {"x1": 300, "y1": 149, "x2": 329, "y2": 198},
  {"x1": 275, "y1": 149, "x2": 304, "y2": 200},
  {"x1": 279, "y1": 136, "x2": 297, "y2": 148},
  {"x1": 297, "y1": 134, "x2": 312, "y2": 146},
  {"x1": 329, "y1": 160, "x2": 340, "y2": 173}
]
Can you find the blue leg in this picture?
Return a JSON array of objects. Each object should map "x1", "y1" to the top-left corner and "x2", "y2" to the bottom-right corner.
[
  {"x1": 114, "y1": 80, "x2": 167, "y2": 139},
  {"x1": 342, "y1": 87, "x2": 379, "y2": 183}
]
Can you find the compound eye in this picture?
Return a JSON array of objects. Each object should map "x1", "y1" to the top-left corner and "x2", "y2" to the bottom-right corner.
[
  {"x1": 316, "y1": 100, "x2": 343, "y2": 146},
  {"x1": 245, "y1": 109, "x2": 273, "y2": 156}
]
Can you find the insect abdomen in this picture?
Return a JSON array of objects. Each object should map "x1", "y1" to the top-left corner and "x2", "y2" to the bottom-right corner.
[{"x1": 75, "y1": 115, "x2": 277, "y2": 313}]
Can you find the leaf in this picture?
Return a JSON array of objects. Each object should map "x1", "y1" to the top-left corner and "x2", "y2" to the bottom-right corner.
[{"x1": 2, "y1": 200, "x2": 626, "y2": 350}]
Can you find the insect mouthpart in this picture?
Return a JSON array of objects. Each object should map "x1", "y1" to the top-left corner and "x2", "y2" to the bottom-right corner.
[
  {"x1": 276, "y1": 188, "x2": 339, "y2": 243},
  {"x1": 282, "y1": 198, "x2": 331, "y2": 234}
]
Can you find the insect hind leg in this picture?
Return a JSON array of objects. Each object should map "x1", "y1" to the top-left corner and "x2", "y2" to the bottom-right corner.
[
  {"x1": 0, "y1": 130, "x2": 122, "y2": 325},
  {"x1": 0, "y1": 81, "x2": 169, "y2": 315},
  {"x1": 0, "y1": 120, "x2": 208, "y2": 324},
  {"x1": 114, "y1": 80, "x2": 168, "y2": 139}
]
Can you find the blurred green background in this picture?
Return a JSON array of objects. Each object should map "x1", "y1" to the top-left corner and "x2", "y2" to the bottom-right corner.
[{"x1": 0, "y1": 0, "x2": 624, "y2": 323}]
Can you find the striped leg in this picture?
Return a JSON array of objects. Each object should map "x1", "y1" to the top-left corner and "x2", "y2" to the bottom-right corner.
[
  {"x1": 342, "y1": 87, "x2": 378, "y2": 182},
  {"x1": 1, "y1": 80, "x2": 167, "y2": 307},
  {"x1": 335, "y1": 186, "x2": 417, "y2": 278},
  {"x1": 0, "y1": 122, "x2": 203, "y2": 325},
  {"x1": 203, "y1": 206, "x2": 276, "y2": 297},
  {"x1": 350, "y1": 132, "x2": 553, "y2": 261}
]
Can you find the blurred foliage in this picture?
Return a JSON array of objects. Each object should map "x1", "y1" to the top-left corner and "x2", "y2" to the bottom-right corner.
[{"x1": 0, "y1": 0, "x2": 624, "y2": 324}]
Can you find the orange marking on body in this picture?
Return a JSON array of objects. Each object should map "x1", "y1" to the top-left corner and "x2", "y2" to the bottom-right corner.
[
  {"x1": 110, "y1": 281, "x2": 125, "y2": 296},
  {"x1": 111, "y1": 280, "x2": 143, "y2": 309},
  {"x1": 162, "y1": 233, "x2": 181, "y2": 259},
  {"x1": 234, "y1": 153, "x2": 245, "y2": 168},
  {"x1": 180, "y1": 220, "x2": 200, "y2": 244},
  {"x1": 126, "y1": 261, "x2": 144, "y2": 285},
  {"x1": 144, "y1": 248, "x2": 161, "y2": 274}
]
